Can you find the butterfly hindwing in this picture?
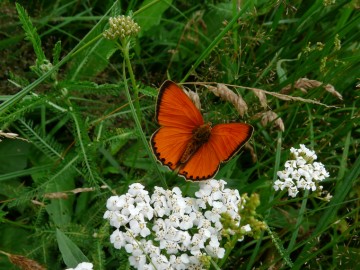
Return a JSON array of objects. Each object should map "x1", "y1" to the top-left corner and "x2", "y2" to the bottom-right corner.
[
  {"x1": 151, "y1": 127, "x2": 192, "y2": 170},
  {"x1": 209, "y1": 123, "x2": 253, "y2": 162},
  {"x1": 178, "y1": 123, "x2": 253, "y2": 181},
  {"x1": 178, "y1": 142, "x2": 220, "y2": 180}
]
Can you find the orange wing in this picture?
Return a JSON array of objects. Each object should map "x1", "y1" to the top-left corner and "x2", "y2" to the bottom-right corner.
[
  {"x1": 155, "y1": 80, "x2": 203, "y2": 128},
  {"x1": 178, "y1": 123, "x2": 253, "y2": 181},
  {"x1": 151, "y1": 81, "x2": 203, "y2": 170},
  {"x1": 151, "y1": 127, "x2": 192, "y2": 170}
]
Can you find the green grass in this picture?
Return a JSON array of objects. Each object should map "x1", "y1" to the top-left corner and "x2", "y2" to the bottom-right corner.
[{"x1": 0, "y1": 0, "x2": 359, "y2": 269}]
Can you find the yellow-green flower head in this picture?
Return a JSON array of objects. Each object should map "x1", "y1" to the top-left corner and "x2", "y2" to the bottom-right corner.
[{"x1": 103, "y1": 15, "x2": 140, "y2": 40}]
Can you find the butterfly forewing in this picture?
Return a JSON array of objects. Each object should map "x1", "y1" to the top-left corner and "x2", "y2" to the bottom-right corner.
[
  {"x1": 151, "y1": 81, "x2": 204, "y2": 171},
  {"x1": 156, "y1": 81, "x2": 203, "y2": 128}
]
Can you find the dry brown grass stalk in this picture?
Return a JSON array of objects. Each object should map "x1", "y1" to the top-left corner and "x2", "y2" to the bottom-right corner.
[
  {"x1": 71, "y1": 187, "x2": 96, "y2": 194},
  {"x1": 183, "y1": 88, "x2": 202, "y2": 111},
  {"x1": 44, "y1": 192, "x2": 68, "y2": 199},
  {"x1": 255, "y1": 111, "x2": 285, "y2": 132},
  {"x1": 0, "y1": 250, "x2": 46, "y2": 270},
  {"x1": 186, "y1": 82, "x2": 339, "y2": 108},
  {"x1": 280, "y1": 78, "x2": 342, "y2": 100},
  {"x1": 0, "y1": 130, "x2": 29, "y2": 142},
  {"x1": 180, "y1": 80, "x2": 339, "y2": 135},
  {"x1": 40, "y1": 186, "x2": 102, "y2": 201},
  {"x1": 323, "y1": 84, "x2": 343, "y2": 100},
  {"x1": 31, "y1": 200, "x2": 45, "y2": 206},
  {"x1": 244, "y1": 143, "x2": 257, "y2": 163},
  {"x1": 205, "y1": 84, "x2": 248, "y2": 117},
  {"x1": 252, "y1": 88, "x2": 268, "y2": 109}
]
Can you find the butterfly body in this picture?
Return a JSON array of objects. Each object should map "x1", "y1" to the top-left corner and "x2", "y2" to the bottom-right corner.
[
  {"x1": 180, "y1": 123, "x2": 212, "y2": 164},
  {"x1": 151, "y1": 80, "x2": 254, "y2": 181}
]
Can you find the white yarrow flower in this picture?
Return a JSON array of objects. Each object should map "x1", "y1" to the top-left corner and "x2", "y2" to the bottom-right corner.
[
  {"x1": 110, "y1": 229, "x2": 126, "y2": 249},
  {"x1": 129, "y1": 254, "x2": 147, "y2": 269},
  {"x1": 274, "y1": 145, "x2": 330, "y2": 198},
  {"x1": 104, "y1": 179, "x2": 247, "y2": 269}
]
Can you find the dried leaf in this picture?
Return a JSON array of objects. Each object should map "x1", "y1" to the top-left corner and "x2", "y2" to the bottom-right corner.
[
  {"x1": 295, "y1": 78, "x2": 322, "y2": 90},
  {"x1": 42, "y1": 186, "x2": 101, "y2": 200},
  {"x1": 44, "y1": 192, "x2": 68, "y2": 199},
  {"x1": 281, "y1": 78, "x2": 321, "y2": 94}
]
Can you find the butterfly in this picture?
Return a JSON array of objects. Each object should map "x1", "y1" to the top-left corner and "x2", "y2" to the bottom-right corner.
[{"x1": 150, "y1": 80, "x2": 254, "y2": 181}]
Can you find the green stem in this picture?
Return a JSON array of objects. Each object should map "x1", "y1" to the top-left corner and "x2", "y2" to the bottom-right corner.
[
  {"x1": 122, "y1": 38, "x2": 141, "y2": 120},
  {"x1": 287, "y1": 190, "x2": 309, "y2": 253},
  {"x1": 294, "y1": 152, "x2": 360, "y2": 267},
  {"x1": 121, "y1": 46, "x2": 166, "y2": 188},
  {"x1": 219, "y1": 234, "x2": 238, "y2": 268},
  {"x1": 267, "y1": 225, "x2": 293, "y2": 267},
  {"x1": 288, "y1": 104, "x2": 314, "y2": 252},
  {"x1": 247, "y1": 131, "x2": 283, "y2": 270},
  {"x1": 232, "y1": 0, "x2": 239, "y2": 54},
  {"x1": 337, "y1": 104, "x2": 354, "y2": 179}
]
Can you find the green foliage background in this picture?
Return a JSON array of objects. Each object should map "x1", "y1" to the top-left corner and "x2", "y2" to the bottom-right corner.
[{"x1": 0, "y1": 0, "x2": 359, "y2": 269}]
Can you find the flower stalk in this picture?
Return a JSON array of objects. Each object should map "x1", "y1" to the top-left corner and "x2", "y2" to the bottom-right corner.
[
  {"x1": 103, "y1": 14, "x2": 166, "y2": 186},
  {"x1": 103, "y1": 14, "x2": 141, "y2": 119}
]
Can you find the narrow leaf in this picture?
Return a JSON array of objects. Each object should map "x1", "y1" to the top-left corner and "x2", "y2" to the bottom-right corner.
[
  {"x1": 15, "y1": 3, "x2": 46, "y2": 63},
  {"x1": 53, "y1": 40, "x2": 62, "y2": 66},
  {"x1": 56, "y1": 229, "x2": 89, "y2": 268}
]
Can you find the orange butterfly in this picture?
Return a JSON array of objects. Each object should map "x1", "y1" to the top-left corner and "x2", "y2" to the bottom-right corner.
[{"x1": 151, "y1": 80, "x2": 254, "y2": 181}]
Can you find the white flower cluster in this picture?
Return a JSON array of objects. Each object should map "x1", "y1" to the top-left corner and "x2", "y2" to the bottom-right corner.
[
  {"x1": 104, "y1": 180, "x2": 250, "y2": 270},
  {"x1": 103, "y1": 15, "x2": 140, "y2": 40},
  {"x1": 274, "y1": 144, "x2": 330, "y2": 197},
  {"x1": 66, "y1": 262, "x2": 93, "y2": 270}
]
